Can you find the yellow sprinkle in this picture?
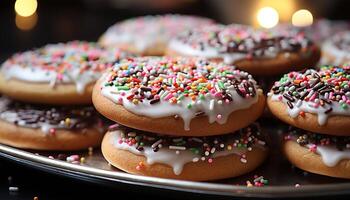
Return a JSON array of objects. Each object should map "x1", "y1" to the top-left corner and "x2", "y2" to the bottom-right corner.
[
  {"x1": 227, "y1": 145, "x2": 232, "y2": 150},
  {"x1": 65, "y1": 118, "x2": 71, "y2": 126},
  {"x1": 132, "y1": 99, "x2": 139, "y2": 104},
  {"x1": 80, "y1": 157, "x2": 85, "y2": 163}
]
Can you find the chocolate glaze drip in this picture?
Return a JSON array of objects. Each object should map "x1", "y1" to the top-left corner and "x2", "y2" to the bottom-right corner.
[
  {"x1": 287, "y1": 126, "x2": 350, "y2": 151},
  {"x1": 0, "y1": 97, "x2": 100, "y2": 131}
]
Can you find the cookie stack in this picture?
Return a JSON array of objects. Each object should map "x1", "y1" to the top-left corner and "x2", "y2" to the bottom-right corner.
[
  {"x1": 0, "y1": 41, "x2": 129, "y2": 150},
  {"x1": 267, "y1": 65, "x2": 350, "y2": 178},
  {"x1": 93, "y1": 57, "x2": 268, "y2": 181}
]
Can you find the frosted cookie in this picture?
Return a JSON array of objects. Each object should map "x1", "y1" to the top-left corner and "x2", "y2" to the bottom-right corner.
[
  {"x1": 98, "y1": 14, "x2": 214, "y2": 56},
  {"x1": 93, "y1": 57, "x2": 265, "y2": 136},
  {"x1": 284, "y1": 127, "x2": 350, "y2": 179},
  {"x1": 0, "y1": 41, "x2": 131, "y2": 105},
  {"x1": 166, "y1": 24, "x2": 320, "y2": 76},
  {"x1": 102, "y1": 123, "x2": 267, "y2": 181},
  {"x1": 267, "y1": 66, "x2": 350, "y2": 135},
  {"x1": 321, "y1": 31, "x2": 350, "y2": 65},
  {"x1": 0, "y1": 96, "x2": 105, "y2": 150}
]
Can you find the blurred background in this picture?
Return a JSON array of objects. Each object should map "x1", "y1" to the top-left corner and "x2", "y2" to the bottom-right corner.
[{"x1": 0, "y1": 0, "x2": 349, "y2": 57}]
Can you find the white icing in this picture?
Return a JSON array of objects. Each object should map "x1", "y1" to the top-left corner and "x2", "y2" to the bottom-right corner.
[
  {"x1": 306, "y1": 143, "x2": 350, "y2": 167},
  {"x1": 321, "y1": 32, "x2": 350, "y2": 65},
  {"x1": 1, "y1": 42, "x2": 119, "y2": 94},
  {"x1": 269, "y1": 93, "x2": 350, "y2": 125},
  {"x1": 112, "y1": 130, "x2": 265, "y2": 175},
  {"x1": 2, "y1": 64, "x2": 101, "y2": 94},
  {"x1": 101, "y1": 73, "x2": 260, "y2": 131},
  {"x1": 100, "y1": 15, "x2": 213, "y2": 52}
]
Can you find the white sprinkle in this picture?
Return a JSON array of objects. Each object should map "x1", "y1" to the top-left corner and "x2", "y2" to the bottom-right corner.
[
  {"x1": 192, "y1": 157, "x2": 199, "y2": 162},
  {"x1": 169, "y1": 146, "x2": 186, "y2": 150},
  {"x1": 9, "y1": 187, "x2": 19, "y2": 192},
  {"x1": 209, "y1": 99, "x2": 215, "y2": 110},
  {"x1": 151, "y1": 139, "x2": 163, "y2": 148}
]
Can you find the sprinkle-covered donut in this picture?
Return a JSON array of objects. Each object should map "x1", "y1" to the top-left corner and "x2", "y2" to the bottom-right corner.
[
  {"x1": 98, "y1": 14, "x2": 214, "y2": 56},
  {"x1": 321, "y1": 31, "x2": 350, "y2": 65},
  {"x1": 166, "y1": 24, "x2": 320, "y2": 76},
  {"x1": 0, "y1": 41, "x2": 131, "y2": 105},
  {"x1": 93, "y1": 57, "x2": 265, "y2": 136},
  {"x1": 0, "y1": 96, "x2": 106, "y2": 150},
  {"x1": 267, "y1": 65, "x2": 350, "y2": 135},
  {"x1": 283, "y1": 127, "x2": 350, "y2": 179},
  {"x1": 101, "y1": 123, "x2": 267, "y2": 181}
]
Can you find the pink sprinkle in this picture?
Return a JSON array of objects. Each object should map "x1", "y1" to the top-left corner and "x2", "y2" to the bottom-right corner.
[
  {"x1": 164, "y1": 93, "x2": 173, "y2": 101},
  {"x1": 136, "y1": 165, "x2": 141, "y2": 171},
  {"x1": 71, "y1": 155, "x2": 80, "y2": 161},
  {"x1": 118, "y1": 139, "x2": 123, "y2": 144},
  {"x1": 214, "y1": 92, "x2": 222, "y2": 98},
  {"x1": 208, "y1": 158, "x2": 213, "y2": 163},
  {"x1": 309, "y1": 144, "x2": 317, "y2": 153},
  {"x1": 309, "y1": 93, "x2": 317, "y2": 101},
  {"x1": 278, "y1": 96, "x2": 283, "y2": 101},
  {"x1": 118, "y1": 97, "x2": 123, "y2": 103},
  {"x1": 57, "y1": 74, "x2": 63, "y2": 80},
  {"x1": 217, "y1": 114, "x2": 222, "y2": 119}
]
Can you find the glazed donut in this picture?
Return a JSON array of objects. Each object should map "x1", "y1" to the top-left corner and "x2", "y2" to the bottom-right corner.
[
  {"x1": 102, "y1": 123, "x2": 268, "y2": 181},
  {"x1": 321, "y1": 31, "x2": 350, "y2": 65},
  {"x1": 283, "y1": 127, "x2": 350, "y2": 179},
  {"x1": 166, "y1": 24, "x2": 320, "y2": 76},
  {"x1": 0, "y1": 96, "x2": 105, "y2": 150},
  {"x1": 98, "y1": 14, "x2": 214, "y2": 56},
  {"x1": 267, "y1": 65, "x2": 350, "y2": 135},
  {"x1": 0, "y1": 41, "x2": 131, "y2": 105},
  {"x1": 93, "y1": 57, "x2": 265, "y2": 136}
]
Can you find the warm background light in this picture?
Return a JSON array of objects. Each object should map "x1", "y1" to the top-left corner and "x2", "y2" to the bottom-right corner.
[
  {"x1": 15, "y1": 13, "x2": 38, "y2": 31},
  {"x1": 292, "y1": 9, "x2": 313, "y2": 27},
  {"x1": 255, "y1": 0, "x2": 295, "y2": 22},
  {"x1": 257, "y1": 7, "x2": 279, "y2": 28},
  {"x1": 15, "y1": 0, "x2": 38, "y2": 17}
]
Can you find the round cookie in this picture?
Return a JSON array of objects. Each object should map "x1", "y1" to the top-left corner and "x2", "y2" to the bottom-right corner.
[
  {"x1": 98, "y1": 14, "x2": 214, "y2": 56},
  {"x1": 166, "y1": 24, "x2": 320, "y2": 76},
  {"x1": 102, "y1": 123, "x2": 267, "y2": 181},
  {"x1": 0, "y1": 96, "x2": 105, "y2": 150},
  {"x1": 283, "y1": 127, "x2": 350, "y2": 179},
  {"x1": 93, "y1": 57, "x2": 265, "y2": 136},
  {"x1": 267, "y1": 66, "x2": 350, "y2": 136},
  {"x1": 0, "y1": 41, "x2": 131, "y2": 105},
  {"x1": 321, "y1": 31, "x2": 350, "y2": 65}
]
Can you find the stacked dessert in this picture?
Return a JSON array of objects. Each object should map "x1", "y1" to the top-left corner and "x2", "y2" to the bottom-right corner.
[
  {"x1": 0, "y1": 41, "x2": 130, "y2": 150},
  {"x1": 98, "y1": 14, "x2": 214, "y2": 56},
  {"x1": 267, "y1": 65, "x2": 350, "y2": 178},
  {"x1": 93, "y1": 57, "x2": 268, "y2": 181}
]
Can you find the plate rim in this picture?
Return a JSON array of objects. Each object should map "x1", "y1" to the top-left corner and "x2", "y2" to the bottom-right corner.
[{"x1": 1, "y1": 143, "x2": 350, "y2": 198}]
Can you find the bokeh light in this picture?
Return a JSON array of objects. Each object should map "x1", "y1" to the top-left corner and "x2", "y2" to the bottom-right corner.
[
  {"x1": 292, "y1": 9, "x2": 313, "y2": 27},
  {"x1": 257, "y1": 7, "x2": 279, "y2": 28},
  {"x1": 15, "y1": 0, "x2": 38, "y2": 17},
  {"x1": 15, "y1": 13, "x2": 38, "y2": 31}
]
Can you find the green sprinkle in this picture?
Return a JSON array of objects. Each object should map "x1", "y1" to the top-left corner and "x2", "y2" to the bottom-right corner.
[
  {"x1": 187, "y1": 103, "x2": 192, "y2": 109},
  {"x1": 116, "y1": 86, "x2": 129, "y2": 90},
  {"x1": 218, "y1": 81, "x2": 225, "y2": 89}
]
